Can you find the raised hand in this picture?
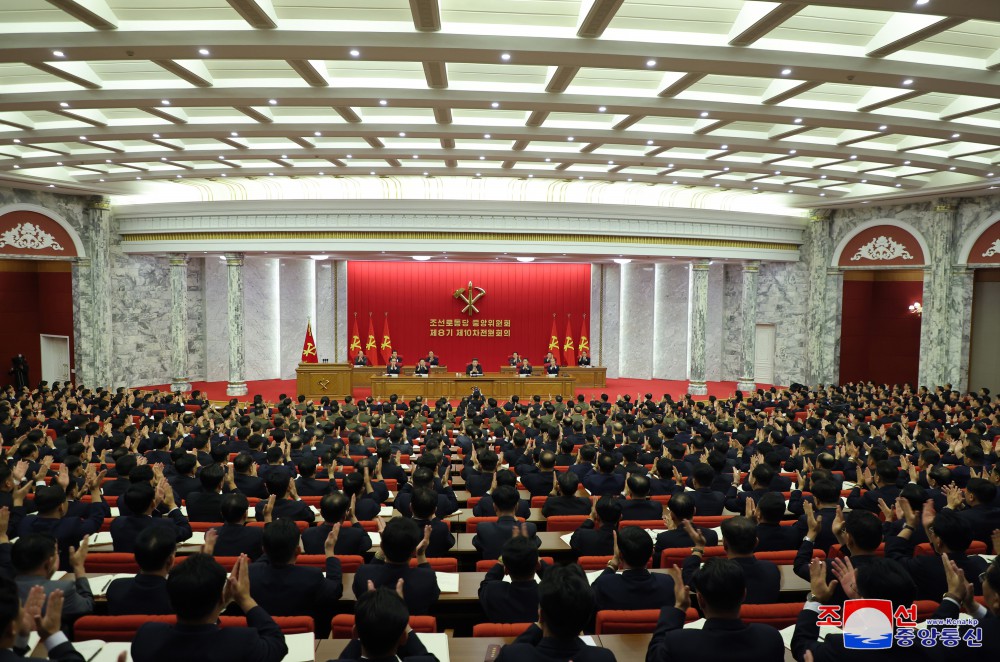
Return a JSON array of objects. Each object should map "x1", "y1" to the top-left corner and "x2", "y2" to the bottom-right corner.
[
  {"x1": 33, "y1": 589, "x2": 65, "y2": 640},
  {"x1": 202, "y1": 528, "x2": 218, "y2": 555},
  {"x1": 324, "y1": 522, "x2": 342, "y2": 556},
  {"x1": 262, "y1": 494, "x2": 277, "y2": 522},
  {"x1": 681, "y1": 519, "x2": 707, "y2": 549},
  {"x1": 808, "y1": 557, "x2": 838, "y2": 604},
  {"x1": 830, "y1": 557, "x2": 858, "y2": 599},
  {"x1": 415, "y1": 524, "x2": 432, "y2": 562},
  {"x1": 665, "y1": 565, "x2": 691, "y2": 611}
]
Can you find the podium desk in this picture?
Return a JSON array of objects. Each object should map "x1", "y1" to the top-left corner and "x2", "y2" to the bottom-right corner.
[
  {"x1": 499, "y1": 365, "x2": 606, "y2": 388},
  {"x1": 370, "y1": 374, "x2": 575, "y2": 400},
  {"x1": 294, "y1": 363, "x2": 352, "y2": 399},
  {"x1": 350, "y1": 365, "x2": 448, "y2": 387}
]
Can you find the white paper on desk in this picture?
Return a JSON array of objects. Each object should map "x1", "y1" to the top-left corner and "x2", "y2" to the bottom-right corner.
[
  {"x1": 436, "y1": 572, "x2": 460, "y2": 593},
  {"x1": 93, "y1": 573, "x2": 135, "y2": 595},
  {"x1": 779, "y1": 623, "x2": 840, "y2": 649},
  {"x1": 90, "y1": 531, "x2": 114, "y2": 545},
  {"x1": 281, "y1": 632, "x2": 315, "y2": 662},
  {"x1": 979, "y1": 554, "x2": 996, "y2": 564},
  {"x1": 92, "y1": 642, "x2": 132, "y2": 662},
  {"x1": 49, "y1": 571, "x2": 68, "y2": 582},
  {"x1": 108, "y1": 508, "x2": 119, "y2": 517},
  {"x1": 684, "y1": 619, "x2": 706, "y2": 629},
  {"x1": 71, "y1": 640, "x2": 106, "y2": 661},
  {"x1": 644, "y1": 529, "x2": 666, "y2": 540},
  {"x1": 579, "y1": 635, "x2": 597, "y2": 646},
  {"x1": 379, "y1": 506, "x2": 394, "y2": 517},
  {"x1": 709, "y1": 527, "x2": 722, "y2": 538},
  {"x1": 842, "y1": 481, "x2": 857, "y2": 490},
  {"x1": 368, "y1": 532, "x2": 381, "y2": 546},
  {"x1": 502, "y1": 573, "x2": 542, "y2": 584},
  {"x1": 416, "y1": 633, "x2": 450, "y2": 662},
  {"x1": 585, "y1": 570, "x2": 605, "y2": 585},
  {"x1": 559, "y1": 533, "x2": 573, "y2": 546},
  {"x1": 185, "y1": 531, "x2": 206, "y2": 545},
  {"x1": 310, "y1": 506, "x2": 321, "y2": 515}
]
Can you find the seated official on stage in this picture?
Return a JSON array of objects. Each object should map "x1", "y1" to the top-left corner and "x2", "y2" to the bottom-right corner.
[
  {"x1": 353, "y1": 353, "x2": 370, "y2": 366},
  {"x1": 387, "y1": 350, "x2": 402, "y2": 364},
  {"x1": 425, "y1": 351, "x2": 439, "y2": 366},
  {"x1": 414, "y1": 359, "x2": 430, "y2": 375},
  {"x1": 543, "y1": 351, "x2": 558, "y2": 366},
  {"x1": 577, "y1": 350, "x2": 591, "y2": 366},
  {"x1": 518, "y1": 359, "x2": 533, "y2": 375},
  {"x1": 545, "y1": 362, "x2": 560, "y2": 376},
  {"x1": 385, "y1": 359, "x2": 401, "y2": 376},
  {"x1": 508, "y1": 352, "x2": 522, "y2": 367},
  {"x1": 466, "y1": 358, "x2": 484, "y2": 376}
]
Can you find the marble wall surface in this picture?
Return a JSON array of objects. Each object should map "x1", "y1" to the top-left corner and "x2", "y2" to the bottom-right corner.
[
  {"x1": 242, "y1": 257, "x2": 280, "y2": 381},
  {"x1": 278, "y1": 258, "x2": 315, "y2": 379},
  {"x1": 721, "y1": 264, "x2": 744, "y2": 382},
  {"x1": 314, "y1": 260, "x2": 335, "y2": 363},
  {"x1": 598, "y1": 264, "x2": 621, "y2": 379},
  {"x1": 185, "y1": 258, "x2": 206, "y2": 381},
  {"x1": 203, "y1": 257, "x2": 230, "y2": 382},
  {"x1": 619, "y1": 263, "x2": 655, "y2": 379},
  {"x1": 108, "y1": 250, "x2": 172, "y2": 386},
  {"x1": 335, "y1": 260, "x2": 349, "y2": 363},
  {"x1": 652, "y1": 263, "x2": 689, "y2": 380},
  {"x1": 756, "y1": 261, "x2": 809, "y2": 387},
  {"x1": 704, "y1": 263, "x2": 725, "y2": 382}
]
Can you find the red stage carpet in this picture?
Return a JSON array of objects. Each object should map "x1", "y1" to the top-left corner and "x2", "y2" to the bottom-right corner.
[{"x1": 137, "y1": 377, "x2": 777, "y2": 404}]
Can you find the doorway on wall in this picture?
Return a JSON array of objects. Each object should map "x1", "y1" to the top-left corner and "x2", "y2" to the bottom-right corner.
[
  {"x1": 40, "y1": 334, "x2": 71, "y2": 384},
  {"x1": 968, "y1": 269, "x2": 1000, "y2": 395},
  {"x1": 754, "y1": 324, "x2": 776, "y2": 385}
]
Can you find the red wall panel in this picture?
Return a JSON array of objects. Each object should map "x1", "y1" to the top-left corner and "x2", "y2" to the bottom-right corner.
[
  {"x1": 347, "y1": 261, "x2": 591, "y2": 369},
  {"x1": 839, "y1": 275, "x2": 922, "y2": 386}
]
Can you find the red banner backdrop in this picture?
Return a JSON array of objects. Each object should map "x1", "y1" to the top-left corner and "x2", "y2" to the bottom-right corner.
[{"x1": 347, "y1": 261, "x2": 591, "y2": 369}]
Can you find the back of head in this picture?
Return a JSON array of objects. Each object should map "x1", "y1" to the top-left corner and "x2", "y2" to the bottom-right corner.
[
  {"x1": 11, "y1": 534, "x2": 57, "y2": 575},
  {"x1": 967, "y1": 477, "x2": 997, "y2": 505},
  {"x1": 538, "y1": 564, "x2": 596, "y2": 639},
  {"x1": 354, "y1": 587, "x2": 410, "y2": 658},
  {"x1": 167, "y1": 554, "x2": 227, "y2": 621},
  {"x1": 220, "y1": 492, "x2": 249, "y2": 524},
  {"x1": 0, "y1": 577, "x2": 20, "y2": 634},
  {"x1": 556, "y1": 471, "x2": 579, "y2": 496},
  {"x1": 720, "y1": 516, "x2": 757, "y2": 555},
  {"x1": 595, "y1": 495, "x2": 622, "y2": 526},
  {"x1": 380, "y1": 517, "x2": 421, "y2": 563},
  {"x1": 692, "y1": 558, "x2": 746, "y2": 613},
  {"x1": 135, "y1": 526, "x2": 177, "y2": 572},
  {"x1": 617, "y1": 526, "x2": 653, "y2": 567},
  {"x1": 667, "y1": 492, "x2": 695, "y2": 521},
  {"x1": 501, "y1": 535, "x2": 539, "y2": 579},
  {"x1": 691, "y1": 464, "x2": 714, "y2": 488},
  {"x1": 264, "y1": 469, "x2": 291, "y2": 497},
  {"x1": 262, "y1": 518, "x2": 301, "y2": 565},
  {"x1": 597, "y1": 453, "x2": 615, "y2": 474},
  {"x1": 410, "y1": 487, "x2": 438, "y2": 520},
  {"x1": 491, "y1": 484, "x2": 519, "y2": 512},
  {"x1": 34, "y1": 486, "x2": 66, "y2": 514},
  {"x1": 627, "y1": 474, "x2": 650, "y2": 498},
  {"x1": 755, "y1": 492, "x2": 786, "y2": 523},
  {"x1": 810, "y1": 478, "x2": 840, "y2": 505},
  {"x1": 198, "y1": 463, "x2": 224, "y2": 491},
  {"x1": 932, "y1": 509, "x2": 973, "y2": 553},
  {"x1": 856, "y1": 558, "x2": 917, "y2": 607},
  {"x1": 845, "y1": 510, "x2": 883, "y2": 552},
  {"x1": 124, "y1": 482, "x2": 156, "y2": 515},
  {"x1": 875, "y1": 460, "x2": 899, "y2": 485},
  {"x1": 319, "y1": 492, "x2": 349, "y2": 523}
]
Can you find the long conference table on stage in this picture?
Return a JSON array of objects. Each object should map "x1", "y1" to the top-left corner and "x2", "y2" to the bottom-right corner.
[{"x1": 369, "y1": 373, "x2": 577, "y2": 400}]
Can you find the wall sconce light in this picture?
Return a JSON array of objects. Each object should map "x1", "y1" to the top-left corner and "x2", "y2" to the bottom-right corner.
[{"x1": 908, "y1": 302, "x2": 923, "y2": 315}]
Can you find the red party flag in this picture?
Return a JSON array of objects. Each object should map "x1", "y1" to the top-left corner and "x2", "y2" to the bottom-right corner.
[
  {"x1": 563, "y1": 317, "x2": 576, "y2": 366},
  {"x1": 301, "y1": 320, "x2": 318, "y2": 363},
  {"x1": 349, "y1": 316, "x2": 363, "y2": 360},
  {"x1": 380, "y1": 314, "x2": 393, "y2": 364},
  {"x1": 548, "y1": 315, "x2": 562, "y2": 365},
  {"x1": 365, "y1": 315, "x2": 379, "y2": 366},
  {"x1": 579, "y1": 316, "x2": 590, "y2": 360}
]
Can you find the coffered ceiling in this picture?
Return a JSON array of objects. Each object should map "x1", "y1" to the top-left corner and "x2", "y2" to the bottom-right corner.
[{"x1": 1, "y1": 0, "x2": 998, "y2": 208}]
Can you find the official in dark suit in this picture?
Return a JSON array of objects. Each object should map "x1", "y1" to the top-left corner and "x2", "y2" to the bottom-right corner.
[
  {"x1": 794, "y1": 508, "x2": 883, "y2": 606},
  {"x1": 327, "y1": 587, "x2": 437, "y2": 662},
  {"x1": 410, "y1": 488, "x2": 455, "y2": 558},
  {"x1": 618, "y1": 474, "x2": 664, "y2": 521},
  {"x1": 131, "y1": 554, "x2": 287, "y2": 662},
  {"x1": 353, "y1": 354, "x2": 370, "y2": 366},
  {"x1": 424, "y1": 352, "x2": 439, "y2": 366},
  {"x1": 688, "y1": 464, "x2": 726, "y2": 517},
  {"x1": 413, "y1": 360, "x2": 430, "y2": 376},
  {"x1": 957, "y1": 478, "x2": 1000, "y2": 552},
  {"x1": 478, "y1": 536, "x2": 543, "y2": 624},
  {"x1": 654, "y1": 493, "x2": 719, "y2": 566},
  {"x1": 520, "y1": 451, "x2": 558, "y2": 498},
  {"x1": 105, "y1": 526, "x2": 174, "y2": 615},
  {"x1": 110, "y1": 483, "x2": 192, "y2": 553},
  {"x1": 465, "y1": 359, "x2": 484, "y2": 376},
  {"x1": 495, "y1": 565, "x2": 615, "y2": 662},
  {"x1": 681, "y1": 517, "x2": 780, "y2": 604},
  {"x1": 16, "y1": 483, "x2": 104, "y2": 571},
  {"x1": 508, "y1": 353, "x2": 522, "y2": 367},
  {"x1": 302, "y1": 492, "x2": 373, "y2": 556},
  {"x1": 846, "y1": 460, "x2": 901, "y2": 513},
  {"x1": 577, "y1": 351, "x2": 591, "y2": 367},
  {"x1": 752, "y1": 492, "x2": 801, "y2": 552},
  {"x1": 582, "y1": 454, "x2": 625, "y2": 496},
  {"x1": 351, "y1": 518, "x2": 440, "y2": 615},
  {"x1": 517, "y1": 359, "x2": 533, "y2": 375},
  {"x1": 253, "y1": 471, "x2": 315, "y2": 524},
  {"x1": 214, "y1": 493, "x2": 265, "y2": 559},
  {"x1": 385, "y1": 360, "x2": 401, "y2": 376},
  {"x1": 246, "y1": 518, "x2": 343, "y2": 638},
  {"x1": 0, "y1": 576, "x2": 85, "y2": 662},
  {"x1": 593, "y1": 526, "x2": 674, "y2": 611},
  {"x1": 294, "y1": 457, "x2": 335, "y2": 497},
  {"x1": 569, "y1": 496, "x2": 622, "y2": 557},
  {"x1": 541, "y1": 472, "x2": 592, "y2": 517},
  {"x1": 184, "y1": 463, "x2": 230, "y2": 522},
  {"x1": 646, "y1": 558, "x2": 784, "y2": 662},
  {"x1": 472, "y1": 486, "x2": 540, "y2": 560}
]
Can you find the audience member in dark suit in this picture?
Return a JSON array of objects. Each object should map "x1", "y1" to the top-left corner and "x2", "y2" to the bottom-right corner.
[
  {"x1": 253, "y1": 470, "x2": 315, "y2": 524},
  {"x1": 654, "y1": 493, "x2": 719, "y2": 566},
  {"x1": 0, "y1": 577, "x2": 86, "y2": 662},
  {"x1": 792, "y1": 479, "x2": 842, "y2": 553},
  {"x1": 920, "y1": 556, "x2": 1000, "y2": 662},
  {"x1": 645, "y1": 558, "x2": 785, "y2": 662},
  {"x1": 167, "y1": 455, "x2": 201, "y2": 502},
  {"x1": 294, "y1": 457, "x2": 335, "y2": 497},
  {"x1": 472, "y1": 486, "x2": 540, "y2": 560},
  {"x1": 542, "y1": 471, "x2": 592, "y2": 517},
  {"x1": 688, "y1": 464, "x2": 725, "y2": 517},
  {"x1": 352, "y1": 518, "x2": 440, "y2": 615},
  {"x1": 328, "y1": 586, "x2": 437, "y2": 662},
  {"x1": 955, "y1": 478, "x2": 1000, "y2": 552},
  {"x1": 246, "y1": 518, "x2": 343, "y2": 638},
  {"x1": 724, "y1": 463, "x2": 773, "y2": 514},
  {"x1": 410, "y1": 488, "x2": 455, "y2": 558},
  {"x1": 464, "y1": 450, "x2": 498, "y2": 497},
  {"x1": 105, "y1": 526, "x2": 174, "y2": 615},
  {"x1": 496, "y1": 564, "x2": 615, "y2": 662},
  {"x1": 479, "y1": 535, "x2": 543, "y2": 624},
  {"x1": 233, "y1": 453, "x2": 268, "y2": 500},
  {"x1": 110, "y1": 483, "x2": 192, "y2": 553},
  {"x1": 569, "y1": 496, "x2": 622, "y2": 557},
  {"x1": 184, "y1": 463, "x2": 231, "y2": 522},
  {"x1": 302, "y1": 492, "x2": 372, "y2": 556},
  {"x1": 473, "y1": 469, "x2": 531, "y2": 519},
  {"x1": 520, "y1": 451, "x2": 558, "y2": 498},
  {"x1": 846, "y1": 460, "x2": 901, "y2": 514},
  {"x1": 10, "y1": 534, "x2": 94, "y2": 632},
  {"x1": 794, "y1": 506, "x2": 883, "y2": 606},
  {"x1": 582, "y1": 454, "x2": 625, "y2": 497},
  {"x1": 618, "y1": 474, "x2": 664, "y2": 521},
  {"x1": 394, "y1": 467, "x2": 458, "y2": 519},
  {"x1": 681, "y1": 517, "x2": 779, "y2": 604},
  {"x1": 593, "y1": 526, "x2": 674, "y2": 611},
  {"x1": 16, "y1": 481, "x2": 104, "y2": 571},
  {"x1": 213, "y1": 493, "x2": 266, "y2": 559},
  {"x1": 131, "y1": 554, "x2": 287, "y2": 662},
  {"x1": 751, "y1": 492, "x2": 801, "y2": 552}
]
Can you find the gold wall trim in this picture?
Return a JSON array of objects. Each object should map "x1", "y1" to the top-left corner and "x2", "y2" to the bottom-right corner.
[{"x1": 121, "y1": 230, "x2": 798, "y2": 251}]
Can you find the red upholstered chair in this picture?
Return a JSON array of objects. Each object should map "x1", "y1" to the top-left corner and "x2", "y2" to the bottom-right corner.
[
  {"x1": 740, "y1": 603, "x2": 805, "y2": 628},
  {"x1": 545, "y1": 515, "x2": 589, "y2": 532},
  {"x1": 577, "y1": 556, "x2": 614, "y2": 570},
  {"x1": 357, "y1": 520, "x2": 380, "y2": 532},
  {"x1": 619, "y1": 520, "x2": 666, "y2": 530},
  {"x1": 756, "y1": 549, "x2": 825, "y2": 565},
  {"x1": 330, "y1": 615, "x2": 436, "y2": 639},
  {"x1": 172, "y1": 555, "x2": 239, "y2": 570},
  {"x1": 473, "y1": 623, "x2": 534, "y2": 637},
  {"x1": 916, "y1": 600, "x2": 940, "y2": 620},
  {"x1": 475, "y1": 556, "x2": 554, "y2": 572},
  {"x1": 410, "y1": 557, "x2": 458, "y2": 572},
  {"x1": 595, "y1": 608, "x2": 699, "y2": 634},
  {"x1": 692, "y1": 516, "x2": 731, "y2": 528},
  {"x1": 530, "y1": 496, "x2": 547, "y2": 508},
  {"x1": 464, "y1": 516, "x2": 524, "y2": 534},
  {"x1": 190, "y1": 522, "x2": 224, "y2": 533},
  {"x1": 333, "y1": 555, "x2": 365, "y2": 572},
  {"x1": 659, "y1": 546, "x2": 727, "y2": 569},
  {"x1": 467, "y1": 496, "x2": 482, "y2": 509},
  {"x1": 651, "y1": 495, "x2": 671, "y2": 507},
  {"x1": 244, "y1": 520, "x2": 309, "y2": 532},
  {"x1": 300, "y1": 496, "x2": 322, "y2": 507},
  {"x1": 914, "y1": 541, "x2": 986, "y2": 556},
  {"x1": 74, "y1": 615, "x2": 175, "y2": 641},
  {"x1": 84, "y1": 554, "x2": 139, "y2": 574}
]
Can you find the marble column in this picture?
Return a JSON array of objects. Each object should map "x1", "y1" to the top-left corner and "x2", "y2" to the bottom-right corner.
[
  {"x1": 688, "y1": 259, "x2": 710, "y2": 395},
  {"x1": 947, "y1": 268, "x2": 975, "y2": 390},
  {"x1": 737, "y1": 261, "x2": 760, "y2": 392},
  {"x1": 804, "y1": 212, "x2": 832, "y2": 385},
  {"x1": 314, "y1": 259, "x2": 335, "y2": 362},
  {"x1": 619, "y1": 262, "x2": 654, "y2": 379},
  {"x1": 652, "y1": 263, "x2": 689, "y2": 380},
  {"x1": 72, "y1": 257, "x2": 93, "y2": 386},
  {"x1": 598, "y1": 264, "x2": 622, "y2": 379},
  {"x1": 335, "y1": 260, "x2": 348, "y2": 362},
  {"x1": 168, "y1": 254, "x2": 191, "y2": 392},
  {"x1": 919, "y1": 203, "x2": 957, "y2": 387},
  {"x1": 88, "y1": 197, "x2": 113, "y2": 387},
  {"x1": 819, "y1": 268, "x2": 844, "y2": 386},
  {"x1": 225, "y1": 253, "x2": 248, "y2": 396}
]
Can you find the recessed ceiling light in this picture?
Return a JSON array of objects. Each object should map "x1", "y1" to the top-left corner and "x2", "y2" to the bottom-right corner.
[
  {"x1": 379, "y1": 100, "x2": 388, "y2": 106},
  {"x1": 723, "y1": 167, "x2": 730, "y2": 171},
  {"x1": 98, "y1": 178, "x2": 104, "y2": 181},
  {"x1": 318, "y1": 171, "x2": 324, "y2": 175},
  {"x1": 904, "y1": 160, "x2": 911, "y2": 165},
  {"x1": 915, "y1": 0, "x2": 929, "y2": 4},
  {"x1": 176, "y1": 174, "x2": 182, "y2": 178},
  {"x1": 879, "y1": 125, "x2": 888, "y2": 131},
  {"x1": 491, "y1": 102, "x2": 499, "y2": 108},
  {"x1": 161, "y1": 157, "x2": 168, "y2": 161},
  {"x1": 646, "y1": 139, "x2": 654, "y2": 145},
  {"x1": 12, "y1": 139, "x2": 20, "y2": 143},
  {"x1": 781, "y1": 68, "x2": 792, "y2": 75},
  {"x1": 820, "y1": 175, "x2": 827, "y2": 179},
  {"x1": 794, "y1": 118, "x2": 803, "y2": 124},
  {"x1": 370, "y1": 170, "x2": 375, "y2": 175},
  {"x1": 714, "y1": 183, "x2": 720, "y2": 187},
  {"x1": 862, "y1": 201, "x2": 869, "y2": 204},
  {"x1": 949, "y1": 166, "x2": 956, "y2": 170},
  {"x1": 268, "y1": 172, "x2": 274, "y2": 176},
  {"x1": 12, "y1": 165, "x2": 18, "y2": 169},
  {"x1": 475, "y1": 172, "x2": 482, "y2": 176},
  {"x1": 219, "y1": 156, "x2": 225, "y2": 160},
  {"x1": 153, "y1": 133, "x2": 160, "y2": 138},
  {"x1": 281, "y1": 155, "x2": 287, "y2": 159},
  {"x1": 399, "y1": 132, "x2": 406, "y2": 137},
  {"x1": 720, "y1": 145, "x2": 728, "y2": 150},
  {"x1": 346, "y1": 154, "x2": 352, "y2": 158},
  {"x1": 788, "y1": 189, "x2": 793, "y2": 193},
  {"x1": 672, "y1": 180, "x2": 678, "y2": 184},
  {"x1": 850, "y1": 155, "x2": 857, "y2": 159},
  {"x1": 48, "y1": 184, "x2": 55, "y2": 188},
  {"x1": 567, "y1": 136, "x2": 574, "y2": 141},
  {"x1": 350, "y1": 49, "x2": 360, "y2": 57},
  {"x1": 951, "y1": 133, "x2": 961, "y2": 139},
  {"x1": 608, "y1": 160, "x2": 614, "y2": 165},
  {"x1": 752, "y1": 186, "x2": 759, "y2": 190},
  {"x1": 268, "y1": 99, "x2": 277, "y2": 105},
  {"x1": 484, "y1": 134, "x2": 491, "y2": 139},
  {"x1": 53, "y1": 50, "x2": 65, "y2": 57},
  {"x1": 989, "y1": 172, "x2": 995, "y2": 177},
  {"x1": 412, "y1": 155, "x2": 419, "y2": 159},
  {"x1": 896, "y1": 183, "x2": 902, "y2": 187},
  {"x1": 161, "y1": 100, "x2": 170, "y2": 105},
  {"x1": 598, "y1": 106, "x2": 606, "y2": 112},
  {"x1": 314, "y1": 131, "x2": 322, "y2": 136},
  {"x1": 479, "y1": 155, "x2": 485, "y2": 160},
  {"x1": 199, "y1": 48, "x2": 210, "y2": 56},
  {"x1": 136, "y1": 176, "x2": 141, "y2": 180},
  {"x1": 79, "y1": 136, "x2": 87, "y2": 141},
  {"x1": 528, "y1": 174, "x2": 534, "y2": 178},
  {"x1": 775, "y1": 171, "x2": 781, "y2": 175},
  {"x1": 516, "y1": 257, "x2": 535, "y2": 262},
  {"x1": 423, "y1": 171, "x2": 428, "y2": 175},
  {"x1": 646, "y1": 60, "x2": 657, "y2": 67},
  {"x1": 578, "y1": 175, "x2": 583, "y2": 179},
  {"x1": 700, "y1": 111, "x2": 709, "y2": 118},
  {"x1": 902, "y1": 78, "x2": 914, "y2": 86},
  {"x1": 789, "y1": 149, "x2": 797, "y2": 154},
  {"x1": 545, "y1": 157, "x2": 551, "y2": 162},
  {"x1": 861, "y1": 179, "x2": 867, "y2": 183},
  {"x1": 221, "y1": 173, "x2": 227, "y2": 177},
  {"x1": 59, "y1": 102, "x2": 69, "y2": 108},
  {"x1": 501, "y1": 53, "x2": 511, "y2": 61},
  {"x1": 231, "y1": 131, "x2": 238, "y2": 137},
  {"x1": 613, "y1": 258, "x2": 631, "y2": 264},
  {"x1": 627, "y1": 177, "x2": 632, "y2": 181},
  {"x1": 106, "y1": 159, "x2": 111, "y2": 163},
  {"x1": 667, "y1": 163, "x2": 674, "y2": 167}
]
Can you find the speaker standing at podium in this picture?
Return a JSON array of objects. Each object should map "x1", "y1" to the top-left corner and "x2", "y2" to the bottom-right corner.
[{"x1": 466, "y1": 359, "x2": 484, "y2": 376}]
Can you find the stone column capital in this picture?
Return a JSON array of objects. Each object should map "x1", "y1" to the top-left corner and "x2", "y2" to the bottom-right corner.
[
  {"x1": 691, "y1": 259, "x2": 712, "y2": 271},
  {"x1": 87, "y1": 196, "x2": 111, "y2": 211},
  {"x1": 224, "y1": 252, "x2": 244, "y2": 266},
  {"x1": 74, "y1": 257, "x2": 92, "y2": 268},
  {"x1": 742, "y1": 260, "x2": 761, "y2": 273},
  {"x1": 826, "y1": 267, "x2": 842, "y2": 277},
  {"x1": 168, "y1": 253, "x2": 189, "y2": 267}
]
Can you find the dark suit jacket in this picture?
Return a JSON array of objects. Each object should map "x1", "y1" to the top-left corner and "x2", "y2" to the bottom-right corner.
[
  {"x1": 846, "y1": 484, "x2": 901, "y2": 514},
  {"x1": 478, "y1": 562, "x2": 540, "y2": 624},
  {"x1": 957, "y1": 504, "x2": 1000, "y2": 552},
  {"x1": 885, "y1": 535, "x2": 986, "y2": 600},
  {"x1": 582, "y1": 472, "x2": 625, "y2": 497},
  {"x1": 247, "y1": 555, "x2": 343, "y2": 638},
  {"x1": 185, "y1": 490, "x2": 226, "y2": 522},
  {"x1": 302, "y1": 522, "x2": 372, "y2": 556},
  {"x1": 618, "y1": 498, "x2": 664, "y2": 521},
  {"x1": 790, "y1": 606, "x2": 934, "y2": 662},
  {"x1": 110, "y1": 511, "x2": 192, "y2": 553},
  {"x1": 754, "y1": 522, "x2": 801, "y2": 552},
  {"x1": 646, "y1": 606, "x2": 785, "y2": 662},
  {"x1": 394, "y1": 489, "x2": 458, "y2": 519},
  {"x1": 213, "y1": 522, "x2": 264, "y2": 559},
  {"x1": 131, "y1": 605, "x2": 287, "y2": 662},
  {"x1": 413, "y1": 517, "x2": 455, "y2": 557},
  {"x1": 496, "y1": 624, "x2": 615, "y2": 662},
  {"x1": 689, "y1": 488, "x2": 726, "y2": 516},
  {"x1": 352, "y1": 559, "x2": 440, "y2": 615},
  {"x1": 592, "y1": 567, "x2": 674, "y2": 611},
  {"x1": 329, "y1": 633, "x2": 437, "y2": 662},
  {"x1": 541, "y1": 495, "x2": 592, "y2": 517},
  {"x1": 295, "y1": 476, "x2": 335, "y2": 497},
  {"x1": 473, "y1": 516, "x2": 541, "y2": 560},
  {"x1": 235, "y1": 474, "x2": 268, "y2": 499},
  {"x1": 106, "y1": 573, "x2": 172, "y2": 615},
  {"x1": 521, "y1": 471, "x2": 557, "y2": 497},
  {"x1": 253, "y1": 498, "x2": 315, "y2": 523},
  {"x1": 472, "y1": 495, "x2": 530, "y2": 519},
  {"x1": 569, "y1": 520, "x2": 617, "y2": 557},
  {"x1": 682, "y1": 555, "x2": 779, "y2": 604},
  {"x1": 653, "y1": 528, "x2": 719, "y2": 567}
]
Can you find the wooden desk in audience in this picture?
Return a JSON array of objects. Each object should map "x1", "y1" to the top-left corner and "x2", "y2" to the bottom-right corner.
[
  {"x1": 370, "y1": 375, "x2": 576, "y2": 400},
  {"x1": 499, "y1": 366, "x2": 606, "y2": 388},
  {"x1": 351, "y1": 365, "x2": 448, "y2": 387}
]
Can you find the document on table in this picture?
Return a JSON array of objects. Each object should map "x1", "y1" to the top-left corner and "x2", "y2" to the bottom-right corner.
[
  {"x1": 368, "y1": 532, "x2": 380, "y2": 546},
  {"x1": 416, "y1": 633, "x2": 450, "y2": 662},
  {"x1": 91, "y1": 573, "x2": 135, "y2": 595},
  {"x1": 281, "y1": 632, "x2": 316, "y2": 662},
  {"x1": 379, "y1": 505, "x2": 394, "y2": 517},
  {"x1": 559, "y1": 533, "x2": 573, "y2": 546},
  {"x1": 779, "y1": 623, "x2": 840, "y2": 649},
  {"x1": 436, "y1": 572, "x2": 460, "y2": 593}
]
